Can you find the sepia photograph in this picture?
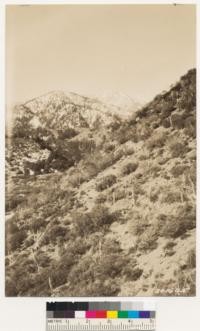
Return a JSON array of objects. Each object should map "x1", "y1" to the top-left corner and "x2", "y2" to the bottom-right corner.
[{"x1": 5, "y1": 4, "x2": 196, "y2": 297}]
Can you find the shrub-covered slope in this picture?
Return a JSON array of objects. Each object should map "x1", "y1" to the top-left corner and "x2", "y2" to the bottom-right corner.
[{"x1": 5, "y1": 69, "x2": 196, "y2": 296}]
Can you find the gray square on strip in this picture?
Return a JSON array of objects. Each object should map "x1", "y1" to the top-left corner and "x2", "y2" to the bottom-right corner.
[
  {"x1": 98, "y1": 302, "x2": 110, "y2": 310},
  {"x1": 150, "y1": 311, "x2": 156, "y2": 318},
  {"x1": 108, "y1": 302, "x2": 121, "y2": 310},
  {"x1": 121, "y1": 302, "x2": 133, "y2": 310},
  {"x1": 89, "y1": 302, "x2": 100, "y2": 310},
  {"x1": 46, "y1": 311, "x2": 53, "y2": 318}
]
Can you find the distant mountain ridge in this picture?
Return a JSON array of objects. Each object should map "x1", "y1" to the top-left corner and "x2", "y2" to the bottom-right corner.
[
  {"x1": 9, "y1": 90, "x2": 142, "y2": 142},
  {"x1": 12, "y1": 90, "x2": 127, "y2": 133},
  {"x1": 8, "y1": 90, "x2": 141, "y2": 177}
]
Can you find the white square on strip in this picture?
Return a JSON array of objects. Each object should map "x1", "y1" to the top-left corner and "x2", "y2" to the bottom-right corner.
[
  {"x1": 75, "y1": 311, "x2": 85, "y2": 318},
  {"x1": 143, "y1": 302, "x2": 156, "y2": 310}
]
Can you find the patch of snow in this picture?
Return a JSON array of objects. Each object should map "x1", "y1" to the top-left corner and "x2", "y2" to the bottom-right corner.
[{"x1": 29, "y1": 117, "x2": 42, "y2": 129}]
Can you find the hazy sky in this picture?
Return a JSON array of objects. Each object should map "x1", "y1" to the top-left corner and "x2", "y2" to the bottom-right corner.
[{"x1": 6, "y1": 4, "x2": 196, "y2": 108}]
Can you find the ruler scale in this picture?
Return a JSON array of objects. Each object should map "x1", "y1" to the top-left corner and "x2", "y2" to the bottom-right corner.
[{"x1": 46, "y1": 302, "x2": 156, "y2": 331}]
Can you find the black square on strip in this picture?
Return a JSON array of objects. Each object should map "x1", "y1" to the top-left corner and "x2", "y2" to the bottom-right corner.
[
  {"x1": 55, "y1": 302, "x2": 74, "y2": 311},
  {"x1": 46, "y1": 302, "x2": 89, "y2": 312},
  {"x1": 47, "y1": 302, "x2": 56, "y2": 311},
  {"x1": 75, "y1": 302, "x2": 89, "y2": 311}
]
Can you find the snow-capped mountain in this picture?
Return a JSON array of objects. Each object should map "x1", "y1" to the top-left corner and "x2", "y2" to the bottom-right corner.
[
  {"x1": 13, "y1": 91, "x2": 121, "y2": 132},
  {"x1": 97, "y1": 91, "x2": 142, "y2": 118}
]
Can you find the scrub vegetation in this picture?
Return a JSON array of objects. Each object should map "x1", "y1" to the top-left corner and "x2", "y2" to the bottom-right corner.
[{"x1": 6, "y1": 69, "x2": 196, "y2": 296}]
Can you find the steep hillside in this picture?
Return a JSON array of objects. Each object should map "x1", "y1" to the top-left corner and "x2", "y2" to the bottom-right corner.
[{"x1": 5, "y1": 69, "x2": 196, "y2": 297}]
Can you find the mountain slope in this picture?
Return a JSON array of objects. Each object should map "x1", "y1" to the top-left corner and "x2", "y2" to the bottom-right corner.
[
  {"x1": 7, "y1": 91, "x2": 139, "y2": 177},
  {"x1": 5, "y1": 69, "x2": 196, "y2": 297},
  {"x1": 13, "y1": 90, "x2": 123, "y2": 131}
]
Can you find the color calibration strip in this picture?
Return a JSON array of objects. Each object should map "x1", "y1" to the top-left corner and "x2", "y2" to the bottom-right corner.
[
  {"x1": 47, "y1": 309, "x2": 155, "y2": 319},
  {"x1": 46, "y1": 302, "x2": 156, "y2": 330}
]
